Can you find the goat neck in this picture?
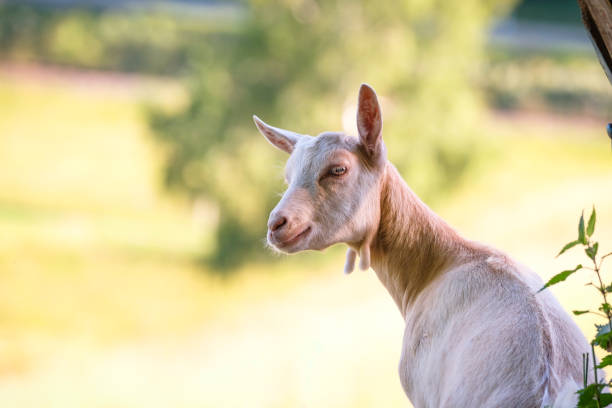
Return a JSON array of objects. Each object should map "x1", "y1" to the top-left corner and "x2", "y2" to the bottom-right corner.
[{"x1": 369, "y1": 163, "x2": 474, "y2": 318}]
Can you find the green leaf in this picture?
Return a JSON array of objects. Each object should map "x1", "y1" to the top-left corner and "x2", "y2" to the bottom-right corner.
[
  {"x1": 538, "y1": 265, "x2": 583, "y2": 293},
  {"x1": 579, "y1": 212, "x2": 587, "y2": 245},
  {"x1": 600, "y1": 393, "x2": 612, "y2": 407},
  {"x1": 574, "y1": 310, "x2": 590, "y2": 316},
  {"x1": 594, "y1": 242, "x2": 599, "y2": 258},
  {"x1": 587, "y1": 206, "x2": 596, "y2": 237},
  {"x1": 578, "y1": 383, "x2": 603, "y2": 406},
  {"x1": 600, "y1": 303, "x2": 611, "y2": 314},
  {"x1": 595, "y1": 324, "x2": 612, "y2": 351},
  {"x1": 557, "y1": 240, "x2": 581, "y2": 257},
  {"x1": 598, "y1": 355, "x2": 612, "y2": 369},
  {"x1": 577, "y1": 386, "x2": 611, "y2": 407},
  {"x1": 586, "y1": 243, "x2": 599, "y2": 261}
]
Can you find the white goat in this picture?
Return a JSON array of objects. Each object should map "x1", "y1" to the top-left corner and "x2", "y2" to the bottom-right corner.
[{"x1": 253, "y1": 84, "x2": 595, "y2": 408}]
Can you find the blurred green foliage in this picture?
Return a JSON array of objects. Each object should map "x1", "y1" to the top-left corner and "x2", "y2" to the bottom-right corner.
[
  {"x1": 150, "y1": 0, "x2": 516, "y2": 269},
  {"x1": 482, "y1": 51, "x2": 612, "y2": 117},
  {"x1": 0, "y1": 0, "x2": 518, "y2": 270},
  {"x1": 0, "y1": 3, "x2": 237, "y2": 74},
  {"x1": 512, "y1": 0, "x2": 581, "y2": 25}
]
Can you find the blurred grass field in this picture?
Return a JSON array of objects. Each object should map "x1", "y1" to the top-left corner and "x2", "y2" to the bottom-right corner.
[{"x1": 0, "y1": 64, "x2": 611, "y2": 407}]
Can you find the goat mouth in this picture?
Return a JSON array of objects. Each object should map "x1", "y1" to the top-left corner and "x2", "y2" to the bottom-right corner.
[{"x1": 274, "y1": 226, "x2": 312, "y2": 250}]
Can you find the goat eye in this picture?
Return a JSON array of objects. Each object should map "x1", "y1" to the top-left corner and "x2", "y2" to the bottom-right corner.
[{"x1": 330, "y1": 166, "x2": 347, "y2": 176}]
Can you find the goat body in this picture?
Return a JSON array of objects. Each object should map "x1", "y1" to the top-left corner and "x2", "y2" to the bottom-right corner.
[
  {"x1": 254, "y1": 84, "x2": 594, "y2": 407},
  {"x1": 377, "y1": 164, "x2": 588, "y2": 407}
]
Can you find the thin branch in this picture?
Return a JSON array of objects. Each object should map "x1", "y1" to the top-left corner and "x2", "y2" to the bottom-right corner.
[
  {"x1": 589, "y1": 282, "x2": 608, "y2": 297},
  {"x1": 599, "y1": 251, "x2": 612, "y2": 270}
]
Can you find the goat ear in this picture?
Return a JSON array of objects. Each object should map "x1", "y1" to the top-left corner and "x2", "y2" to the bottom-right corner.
[
  {"x1": 356, "y1": 83, "x2": 383, "y2": 157},
  {"x1": 253, "y1": 115, "x2": 301, "y2": 154}
]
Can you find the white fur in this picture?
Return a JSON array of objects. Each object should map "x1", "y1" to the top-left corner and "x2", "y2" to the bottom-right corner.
[
  {"x1": 255, "y1": 84, "x2": 597, "y2": 407},
  {"x1": 344, "y1": 248, "x2": 357, "y2": 274}
]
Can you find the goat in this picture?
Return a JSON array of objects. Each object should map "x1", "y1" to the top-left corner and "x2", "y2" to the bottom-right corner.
[{"x1": 253, "y1": 84, "x2": 594, "y2": 407}]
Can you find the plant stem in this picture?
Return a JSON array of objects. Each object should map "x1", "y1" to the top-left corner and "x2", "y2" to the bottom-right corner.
[
  {"x1": 592, "y1": 344, "x2": 601, "y2": 408},
  {"x1": 584, "y1": 353, "x2": 589, "y2": 389},
  {"x1": 592, "y1": 250, "x2": 612, "y2": 329}
]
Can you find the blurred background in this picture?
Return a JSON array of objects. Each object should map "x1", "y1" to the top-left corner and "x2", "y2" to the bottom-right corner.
[{"x1": 0, "y1": 0, "x2": 611, "y2": 406}]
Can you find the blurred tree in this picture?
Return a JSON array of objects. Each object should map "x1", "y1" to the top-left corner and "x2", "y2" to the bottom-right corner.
[
  {"x1": 0, "y1": 3, "x2": 236, "y2": 74},
  {"x1": 149, "y1": 0, "x2": 516, "y2": 270}
]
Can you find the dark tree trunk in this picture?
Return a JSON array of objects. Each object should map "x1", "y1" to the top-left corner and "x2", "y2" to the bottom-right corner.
[{"x1": 577, "y1": 0, "x2": 612, "y2": 85}]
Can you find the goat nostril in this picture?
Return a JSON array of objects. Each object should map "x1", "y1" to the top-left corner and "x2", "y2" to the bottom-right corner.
[{"x1": 271, "y1": 216, "x2": 287, "y2": 232}]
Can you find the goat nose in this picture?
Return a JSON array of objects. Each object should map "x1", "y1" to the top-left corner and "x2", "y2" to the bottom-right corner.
[{"x1": 269, "y1": 215, "x2": 287, "y2": 232}]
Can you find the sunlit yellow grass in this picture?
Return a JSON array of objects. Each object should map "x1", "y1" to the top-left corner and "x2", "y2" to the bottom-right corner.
[
  {"x1": 0, "y1": 68, "x2": 610, "y2": 407},
  {"x1": 0, "y1": 70, "x2": 213, "y2": 373}
]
